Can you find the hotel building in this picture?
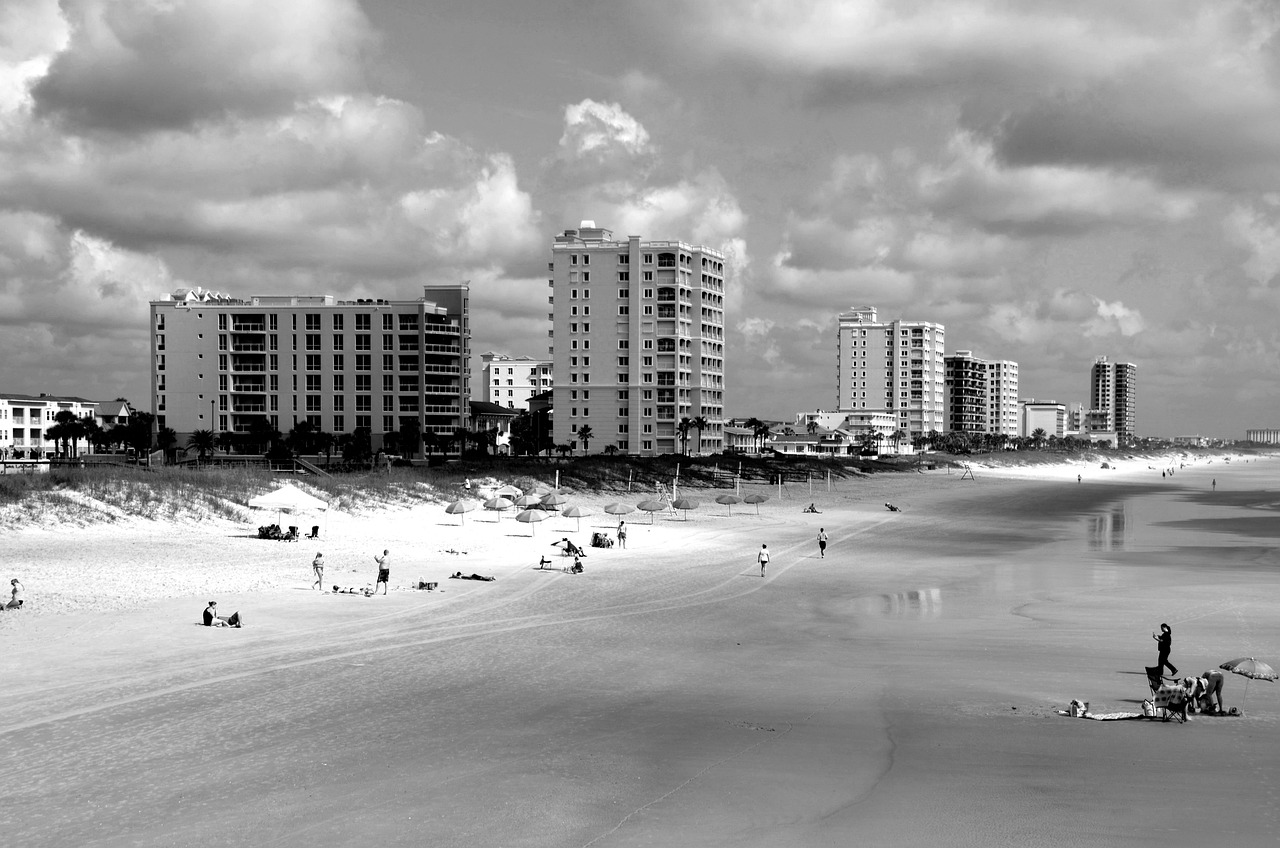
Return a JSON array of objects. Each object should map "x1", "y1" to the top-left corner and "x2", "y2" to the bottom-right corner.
[
  {"x1": 0, "y1": 393, "x2": 103, "y2": 458},
  {"x1": 480, "y1": 353, "x2": 553, "y2": 410},
  {"x1": 943, "y1": 351, "x2": 1020, "y2": 436},
  {"x1": 1089, "y1": 356, "x2": 1136, "y2": 445},
  {"x1": 549, "y1": 222, "x2": 726, "y2": 455},
  {"x1": 836, "y1": 307, "x2": 945, "y2": 439},
  {"x1": 149, "y1": 285, "x2": 470, "y2": 448}
]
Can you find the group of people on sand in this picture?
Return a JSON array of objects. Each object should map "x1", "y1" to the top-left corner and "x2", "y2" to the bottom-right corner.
[
  {"x1": 0, "y1": 578, "x2": 23, "y2": 611},
  {"x1": 308, "y1": 549, "x2": 393, "y2": 595},
  {"x1": 1152, "y1": 622, "x2": 1229, "y2": 716}
]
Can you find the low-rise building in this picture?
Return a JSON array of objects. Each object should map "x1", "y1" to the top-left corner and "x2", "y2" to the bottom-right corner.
[
  {"x1": 480, "y1": 353, "x2": 552, "y2": 410},
  {"x1": 0, "y1": 393, "x2": 102, "y2": 458}
]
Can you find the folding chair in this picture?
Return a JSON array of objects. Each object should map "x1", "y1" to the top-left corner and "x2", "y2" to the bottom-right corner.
[{"x1": 1146, "y1": 666, "x2": 1186, "y2": 723}]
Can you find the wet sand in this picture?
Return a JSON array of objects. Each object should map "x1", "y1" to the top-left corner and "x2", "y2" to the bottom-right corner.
[{"x1": 3, "y1": 456, "x2": 1279, "y2": 846}]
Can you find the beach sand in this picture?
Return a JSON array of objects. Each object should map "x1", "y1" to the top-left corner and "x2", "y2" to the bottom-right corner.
[{"x1": 3, "y1": 453, "x2": 1279, "y2": 846}]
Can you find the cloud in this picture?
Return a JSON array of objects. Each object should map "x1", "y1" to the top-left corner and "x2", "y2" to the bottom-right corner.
[
  {"x1": 1223, "y1": 201, "x2": 1280, "y2": 294},
  {"x1": 31, "y1": 0, "x2": 375, "y2": 132}
]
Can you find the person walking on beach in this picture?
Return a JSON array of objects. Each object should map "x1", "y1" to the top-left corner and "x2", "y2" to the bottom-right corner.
[
  {"x1": 374, "y1": 549, "x2": 391, "y2": 595},
  {"x1": 817, "y1": 528, "x2": 828, "y2": 558},
  {"x1": 758, "y1": 544, "x2": 770, "y2": 578},
  {"x1": 312, "y1": 552, "x2": 325, "y2": 592},
  {"x1": 1153, "y1": 623, "x2": 1178, "y2": 677}
]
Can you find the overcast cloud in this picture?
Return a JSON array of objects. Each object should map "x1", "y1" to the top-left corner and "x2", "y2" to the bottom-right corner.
[{"x1": 2, "y1": 0, "x2": 1278, "y2": 436}]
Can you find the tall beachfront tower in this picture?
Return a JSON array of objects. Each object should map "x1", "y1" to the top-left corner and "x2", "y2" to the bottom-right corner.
[
  {"x1": 836, "y1": 307, "x2": 945, "y2": 440},
  {"x1": 149, "y1": 284, "x2": 470, "y2": 449},
  {"x1": 943, "y1": 351, "x2": 1020, "y2": 437},
  {"x1": 480, "y1": 353, "x2": 552, "y2": 410},
  {"x1": 1090, "y1": 356, "x2": 1136, "y2": 444},
  {"x1": 549, "y1": 222, "x2": 726, "y2": 455}
]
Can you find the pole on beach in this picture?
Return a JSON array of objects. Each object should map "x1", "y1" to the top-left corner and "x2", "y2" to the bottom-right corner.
[
  {"x1": 777, "y1": 475, "x2": 782, "y2": 500},
  {"x1": 827, "y1": 470, "x2": 831, "y2": 492},
  {"x1": 627, "y1": 469, "x2": 633, "y2": 492},
  {"x1": 808, "y1": 473, "x2": 812, "y2": 497}
]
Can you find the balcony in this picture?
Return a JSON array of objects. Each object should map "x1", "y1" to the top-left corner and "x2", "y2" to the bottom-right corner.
[
  {"x1": 232, "y1": 404, "x2": 267, "y2": 413},
  {"x1": 230, "y1": 361, "x2": 265, "y2": 372},
  {"x1": 231, "y1": 323, "x2": 265, "y2": 333},
  {"x1": 231, "y1": 383, "x2": 267, "y2": 393}
]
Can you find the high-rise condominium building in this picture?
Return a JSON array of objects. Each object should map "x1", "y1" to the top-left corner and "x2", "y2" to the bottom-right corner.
[
  {"x1": 149, "y1": 285, "x2": 470, "y2": 448},
  {"x1": 549, "y1": 222, "x2": 726, "y2": 455},
  {"x1": 1089, "y1": 356, "x2": 1136, "y2": 444},
  {"x1": 944, "y1": 351, "x2": 1020, "y2": 436},
  {"x1": 480, "y1": 353, "x2": 552, "y2": 410},
  {"x1": 836, "y1": 307, "x2": 945, "y2": 439}
]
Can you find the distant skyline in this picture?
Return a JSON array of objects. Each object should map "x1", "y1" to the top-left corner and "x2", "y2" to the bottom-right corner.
[{"x1": 3, "y1": 1, "x2": 1279, "y2": 436}]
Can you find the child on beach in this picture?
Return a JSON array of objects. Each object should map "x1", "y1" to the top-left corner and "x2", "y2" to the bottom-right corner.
[{"x1": 758, "y1": 544, "x2": 770, "y2": 578}]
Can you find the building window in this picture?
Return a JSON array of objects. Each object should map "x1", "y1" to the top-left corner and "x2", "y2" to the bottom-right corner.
[
  {"x1": 355, "y1": 374, "x2": 371, "y2": 391},
  {"x1": 356, "y1": 334, "x2": 371, "y2": 351},
  {"x1": 356, "y1": 395, "x2": 371, "y2": 411},
  {"x1": 333, "y1": 354, "x2": 344, "y2": 371},
  {"x1": 356, "y1": 355, "x2": 371, "y2": 371},
  {"x1": 306, "y1": 374, "x2": 322, "y2": 392},
  {"x1": 306, "y1": 334, "x2": 321, "y2": 351},
  {"x1": 332, "y1": 395, "x2": 344, "y2": 411},
  {"x1": 383, "y1": 314, "x2": 394, "y2": 331},
  {"x1": 306, "y1": 395, "x2": 322, "y2": 411},
  {"x1": 355, "y1": 314, "x2": 370, "y2": 331},
  {"x1": 306, "y1": 355, "x2": 321, "y2": 371},
  {"x1": 332, "y1": 335, "x2": 344, "y2": 350}
]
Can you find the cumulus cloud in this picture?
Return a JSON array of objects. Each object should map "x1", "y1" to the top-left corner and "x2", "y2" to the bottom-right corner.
[{"x1": 31, "y1": 0, "x2": 375, "y2": 132}]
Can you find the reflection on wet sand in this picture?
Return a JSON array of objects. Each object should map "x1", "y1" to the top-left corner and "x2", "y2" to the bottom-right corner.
[
  {"x1": 1087, "y1": 504, "x2": 1129, "y2": 551},
  {"x1": 859, "y1": 587, "x2": 942, "y2": 619}
]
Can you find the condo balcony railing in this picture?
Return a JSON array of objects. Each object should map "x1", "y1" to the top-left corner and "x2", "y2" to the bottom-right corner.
[
  {"x1": 422, "y1": 364, "x2": 461, "y2": 374},
  {"x1": 231, "y1": 323, "x2": 266, "y2": 333},
  {"x1": 231, "y1": 343, "x2": 266, "y2": 352},
  {"x1": 232, "y1": 404, "x2": 267, "y2": 413},
  {"x1": 230, "y1": 363, "x2": 266, "y2": 372},
  {"x1": 231, "y1": 384, "x2": 267, "y2": 393},
  {"x1": 422, "y1": 344, "x2": 461, "y2": 354},
  {"x1": 422, "y1": 405, "x2": 462, "y2": 415}
]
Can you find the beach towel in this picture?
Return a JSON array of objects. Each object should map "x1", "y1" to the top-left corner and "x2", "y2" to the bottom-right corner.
[{"x1": 1056, "y1": 710, "x2": 1145, "y2": 721}]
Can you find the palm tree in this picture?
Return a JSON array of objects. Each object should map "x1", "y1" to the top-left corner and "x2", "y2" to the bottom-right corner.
[
  {"x1": 892, "y1": 428, "x2": 906, "y2": 452},
  {"x1": 157, "y1": 427, "x2": 178, "y2": 464},
  {"x1": 806, "y1": 419, "x2": 819, "y2": 435},
  {"x1": 554, "y1": 442, "x2": 574, "y2": 458},
  {"x1": 577, "y1": 424, "x2": 593, "y2": 454},
  {"x1": 215, "y1": 430, "x2": 237, "y2": 455},
  {"x1": 187, "y1": 429, "x2": 215, "y2": 462},
  {"x1": 743, "y1": 417, "x2": 764, "y2": 453},
  {"x1": 691, "y1": 415, "x2": 708, "y2": 454},
  {"x1": 752, "y1": 420, "x2": 772, "y2": 454},
  {"x1": 1031, "y1": 428, "x2": 1047, "y2": 450},
  {"x1": 676, "y1": 417, "x2": 692, "y2": 454}
]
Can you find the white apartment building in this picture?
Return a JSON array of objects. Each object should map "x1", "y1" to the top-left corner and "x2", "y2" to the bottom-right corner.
[
  {"x1": 836, "y1": 306, "x2": 945, "y2": 439},
  {"x1": 149, "y1": 285, "x2": 470, "y2": 448},
  {"x1": 1090, "y1": 356, "x2": 1136, "y2": 444},
  {"x1": 1019, "y1": 399, "x2": 1066, "y2": 438},
  {"x1": 0, "y1": 393, "x2": 104, "y2": 458},
  {"x1": 480, "y1": 353, "x2": 552, "y2": 410},
  {"x1": 549, "y1": 222, "x2": 726, "y2": 455},
  {"x1": 986, "y1": 359, "x2": 1020, "y2": 436}
]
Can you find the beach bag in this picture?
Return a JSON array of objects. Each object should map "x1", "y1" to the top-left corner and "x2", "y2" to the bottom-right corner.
[
  {"x1": 1068, "y1": 699, "x2": 1090, "y2": 717},
  {"x1": 1142, "y1": 699, "x2": 1155, "y2": 717}
]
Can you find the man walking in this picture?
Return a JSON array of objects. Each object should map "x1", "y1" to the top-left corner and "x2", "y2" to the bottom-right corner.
[
  {"x1": 817, "y1": 528, "x2": 828, "y2": 558},
  {"x1": 758, "y1": 544, "x2": 770, "y2": 578},
  {"x1": 374, "y1": 549, "x2": 391, "y2": 595}
]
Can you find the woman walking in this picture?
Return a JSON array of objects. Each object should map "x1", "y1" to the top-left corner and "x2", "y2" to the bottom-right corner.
[
  {"x1": 1153, "y1": 623, "x2": 1177, "y2": 677},
  {"x1": 312, "y1": 552, "x2": 325, "y2": 591}
]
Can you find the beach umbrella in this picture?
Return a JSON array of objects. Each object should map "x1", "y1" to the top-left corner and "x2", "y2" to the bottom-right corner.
[
  {"x1": 671, "y1": 497, "x2": 699, "y2": 520},
  {"x1": 516, "y1": 508, "x2": 549, "y2": 535},
  {"x1": 444, "y1": 499, "x2": 477, "y2": 524},
  {"x1": 743, "y1": 493, "x2": 770, "y2": 514},
  {"x1": 562, "y1": 504, "x2": 591, "y2": 531},
  {"x1": 604, "y1": 502, "x2": 635, "y2": 516},
  {"x1": 484, "y1": 496, "x2": 513, "y2": 521},
  {"x1": 715, "y1": 493, "x2": 742, "y2": 515},
  {"x1": 1220, "y1": 657, "x2": 1278, "y2": 713},
  {"x1": 541, "y1": 492, "x2": 567, "y2": 510},
  {"x1": 637, "y1": 499, "x2": 666, "y2": 523},
  {"x1": 495, "y1": 485, "x2": 522, "y2": 498},
  {"x1": 514, "y1": 494, "x2": 542, "y2": 509}
]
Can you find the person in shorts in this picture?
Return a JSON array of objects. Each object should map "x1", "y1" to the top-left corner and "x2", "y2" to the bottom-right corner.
[
  {"x1": 374, "y1": 549, "x2": 391, "y2": 595},
  {"x1": 817, "y1": 529, "x2": 828, "y2": 558},
  {"x1": 758, "y1": 544, "x2": 770, "y2": 578}
]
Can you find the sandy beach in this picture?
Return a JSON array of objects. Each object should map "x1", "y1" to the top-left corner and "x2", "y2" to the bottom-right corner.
[{"x1": 3, "y1": 452, "x2": 1279, "y2": 846}]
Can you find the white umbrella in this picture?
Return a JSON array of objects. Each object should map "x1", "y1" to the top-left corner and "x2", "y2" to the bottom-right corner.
[
  {"x1": 484, "y1": 496, "x2": 514, "y2": 521},
  {"x1": 516, "y1": 509, "x2": 549, "y2": 535},
  {"x1": 1220, "y1": 657, "x2": 1278, "y2": 713},
  {"x1": 445, "y1": 499, "x2": 477, "y2": 524},
  {"x1": 562, "y1": 504, "x2": 591, "y2": 531}
]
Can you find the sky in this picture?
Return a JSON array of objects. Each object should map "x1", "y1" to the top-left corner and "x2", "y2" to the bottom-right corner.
[{"x1": 3, "y1": 0, "x2": 1279, "y2": 437}]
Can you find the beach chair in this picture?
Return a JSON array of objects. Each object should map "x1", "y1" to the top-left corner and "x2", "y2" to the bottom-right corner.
[
  {"x1": 306, "y1": 525, "x2": 320, "y2": 539},
  {"x1": 282, "y1": 526, "x2": 300, "y2": 542},
  {"x1": 1146, "y1": 666, "x2": 1186, "y2": 723}
]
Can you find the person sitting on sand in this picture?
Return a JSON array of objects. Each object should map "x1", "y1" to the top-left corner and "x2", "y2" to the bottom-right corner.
[
  {"x1": 560, "y1": 538, "x2": 586, "y2": 557},
  {"x1": 6, "y1": 578, "x2": 23, "y2": 610},
  {"x1": 202, "y1": 601, "x2": 242, "y2": 627},
  {"x1": 885, "y1": 503, "x2": 901, "y2": 512},
  {"x1": 803, "y1": 503, "x2": 820, "y2": 513},
  {"x1": 571, "y1": 556, "x2": 584, "y2": 574}
]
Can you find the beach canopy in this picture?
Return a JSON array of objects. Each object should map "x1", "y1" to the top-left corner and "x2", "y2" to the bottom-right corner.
[
  {"x1": 671, "y1": 497, "x2": 699, "y2": 520},
  {"x1": 637, "y1": 499, "x2": 666, "y2": 523},
  {"x1": 495, "y1": 485, "x2": 522, "y2": 498},
  {"x1": 249, "y1": 484, "x2": 328, "y2": 515},
  {"x1": 562, "y1": 504, "x2": 591, "y2": 531},
  {"x1": 516, "y1": 509, "x2": 549, "y2": 535},
  {"x1": 715, "y1": 493, "x2": 742, "y2": 515},
  {"x1": 445, "y1": 499, "x2": 477, "y2": 524},
  {"x1": 604, "y1": 502, "x2": 635, "y2": 516}
]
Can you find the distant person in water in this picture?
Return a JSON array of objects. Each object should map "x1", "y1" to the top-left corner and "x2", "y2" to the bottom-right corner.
[{"x1": 1153, "y1": 623, "x2": 1177, "y2": 677}]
